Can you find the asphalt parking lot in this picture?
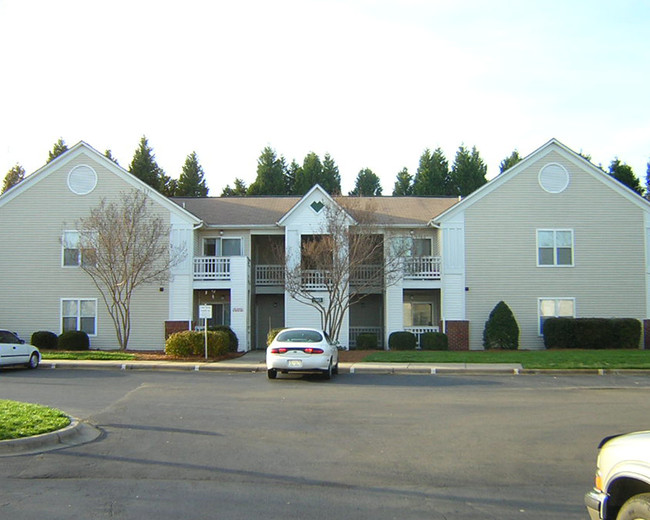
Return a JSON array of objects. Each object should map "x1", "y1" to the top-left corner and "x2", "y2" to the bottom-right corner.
[{"x1": 2, "y1": 368, "x2": 650, "y2": 519}]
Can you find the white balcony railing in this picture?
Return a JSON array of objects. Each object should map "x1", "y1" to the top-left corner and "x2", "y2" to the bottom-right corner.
[
  {"x1": 404, "y1": 256, "x2": 441, "y2": 280},
  {"x1": 255, "y1": 265, "x2": 285, "y2": 286},
  {"x1": 193, "y1": 257, "x2": 231, "y2": 280}
]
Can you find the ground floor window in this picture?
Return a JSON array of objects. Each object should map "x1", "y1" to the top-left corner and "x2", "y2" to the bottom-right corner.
[
  {"x1": 207, "y1": 303, "x2": 230, "y2": 327},
  {"x1": 403, "y1": 302, "x2": 433, "y2": 326},
  {"x1": 538, "y1": 298, "x2": 575, "y2": 335},
  {"x1": 61, "y1": 299, "x2": 97, "y2": 335}
]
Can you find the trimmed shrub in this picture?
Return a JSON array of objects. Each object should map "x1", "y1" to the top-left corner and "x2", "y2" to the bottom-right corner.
[
  {"x1": 356, "y1": 333, "x2": 379, "y2": 350},
  {"x1": 543, "y1": 317, "x2": 642, "y2": 349},
  {"x1": 483, "y1": 301, "x2": 519, "y2": 350},
  {"x1": 420, "y1": 332, "x2": 448, "y2": 351},
  {"x1": 267, "y1": 328, "x2": 285, "y2": 346},
  {"x1": 31, "y1": 331, "x2": 58, "y2": 349},
  {"x1": 165, "y1": 330, "x2": 230, "y2": 358},
  {"x1": 58, "y1": 330, "x2": 90, "y2": 351},
  {"x1": 543, "y1": 318, "x2": 576, "y2": 349},
  {"x1": 389, "y1": 331, "x2": 416, "y2": 350},
  {"x1": 208, "y1": 325, "x2": 238, "y2": 352}
]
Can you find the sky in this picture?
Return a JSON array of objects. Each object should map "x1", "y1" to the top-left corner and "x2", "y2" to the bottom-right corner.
[{"x1": 1, "y1": 0, "x2": 648, "y2": 195}]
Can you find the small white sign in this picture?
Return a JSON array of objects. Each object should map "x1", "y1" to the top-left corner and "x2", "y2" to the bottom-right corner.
[{"x1": 199, "y1": 305, "x2": 212, "y2": 319}]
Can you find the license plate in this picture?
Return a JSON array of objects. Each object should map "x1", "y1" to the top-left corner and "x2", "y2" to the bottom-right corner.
[{"x1": 288, "y1": 360, "x2": 303, "y2": 368}]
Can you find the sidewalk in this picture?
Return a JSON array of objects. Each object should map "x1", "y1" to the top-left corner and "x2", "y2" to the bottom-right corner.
[{"x1": 38, "y1": 349, "x2": 524, "y2": 375}]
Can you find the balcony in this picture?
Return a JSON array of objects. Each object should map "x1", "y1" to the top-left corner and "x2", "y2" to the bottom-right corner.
[
  {"x1": 403, "y1": 256, "x2": 441, "y2": 280},
  {"x1": 194, "y1": 257, "x2": 231, "y2": 280}
]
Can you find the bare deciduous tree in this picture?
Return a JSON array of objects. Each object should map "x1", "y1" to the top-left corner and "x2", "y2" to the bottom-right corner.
[
  {"x1": 281, "y1": 198, "x2": 409, "y2": 342},
  {"x1": 77, "y1": 189, "x2": 185, "y2": 350}
]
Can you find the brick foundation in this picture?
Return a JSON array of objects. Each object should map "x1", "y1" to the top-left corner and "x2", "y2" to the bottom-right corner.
[
  {"x1": 444, "y1": 321, "x2": 469, "y2": 351},
  {"x1": 165, "y1": 320, "x2": 192, "y2": 339}
]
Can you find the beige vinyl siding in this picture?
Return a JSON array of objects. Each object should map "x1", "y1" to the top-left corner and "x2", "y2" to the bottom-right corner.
[
  {"x1": 0, "y1": 151, "x2": 170, "y2": 350},
  {"x1": 464, "y1": 150, "x2": 646, "y2": 349}
]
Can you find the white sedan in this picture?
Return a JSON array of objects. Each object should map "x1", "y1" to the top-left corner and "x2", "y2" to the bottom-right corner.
[
  {"x1": 0, "y1": 330, "x2": 41, "y2": 369},
  {"x1": 266, "y1": 328, "x2": 340, "y2": 380}
]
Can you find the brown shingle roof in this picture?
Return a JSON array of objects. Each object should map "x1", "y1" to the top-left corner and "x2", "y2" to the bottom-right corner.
[{"x1": 171, "y1": 196, "x2": 458, "y2": 227}]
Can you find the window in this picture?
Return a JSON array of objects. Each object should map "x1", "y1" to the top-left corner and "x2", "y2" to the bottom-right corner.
[
  {"x1": 206, "y1": 303, "x2": 230, "y2": 327},
  {"x1": 61, "y1": 299, "x2": 97, "y2": 335},
  {"x1": 393, "y1": 236, "x2": 432, "y2": 257},
  {"x1": 62, "y1": 231, "x2": 96, "y2": 267},
  {"x1": 203, "y1": 237, "x2": 242, "y2": 257},
  {"x1": 537, "y1": 229, "x2": 573, "y2": 266},
  {"x1": 538, "y1": 298, "x2": 575, "y2": 335},
  {"x1": 403, "y1": 302, "x2": 433, "y2": 326}
]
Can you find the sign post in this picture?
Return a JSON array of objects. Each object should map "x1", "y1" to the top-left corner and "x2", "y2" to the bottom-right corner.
[{"x1": 198, "y1": 305, "x2": 212, "y2": 359}]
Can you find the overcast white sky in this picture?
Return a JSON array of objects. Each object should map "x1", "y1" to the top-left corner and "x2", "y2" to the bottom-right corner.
[{"x1": 1, "y1": 0, "x2": 648, "y2": 195}]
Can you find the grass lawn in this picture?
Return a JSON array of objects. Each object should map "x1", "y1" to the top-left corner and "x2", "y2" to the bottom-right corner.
[
  {"x1": 0, "y1": 400, "x2": 70, "y2": 440},
  {"x1": 361, "y1": 349, "x2": 650, "y2": 369},
  {"x1": 41, "y1": 350, "x2": 136, "y2": 361}
]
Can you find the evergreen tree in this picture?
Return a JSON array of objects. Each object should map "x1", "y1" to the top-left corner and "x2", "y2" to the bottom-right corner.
[
  {"x1": 483, "y1": 301, "x2": 519, "y2": 350},
  {"x1": 349, "y1": 168, "x2": 382, "y2": 196},
  {"x1": 47, "y1": 138, "x2": 68, "y2": 163},
  {"x1": 176, "y1": 151, "x2": 209, "y2": 197},
  {"x1": 646, "y1": 160, "x2": 650, "y2": 200},
  {"x1": 248, "y1": 146, "x2": 287, "y2": 195},
  {"x1": 609, "y1": 158, "x2": 643, "y2": 196},
  {"x1": 392, "y1": 167, "x2": 413, "y2": 196},
  {"x1": 450, "y1": 145, "x2": 488, "y2": 197},
  {"x1": 104, "y1": 150, "x2": 119, "y2": 164},
  {"x1": 321, "y1": 153, "x2": 342, "y2": 195},
  {"x1": 221, "y1": 178, "x2": 248, "y2": 197},
  {"x1": 128, "y1": 136, "x2": 167, "y2": 192},
  {"x1": 294, "y1": 152, "x2": 323, "y2": 195},
  {"x1": 413, "y1": 147, "x2": 451, "y2": 196},
  {"x1": 499, "y1": 149, "x2": 522, "y2": 173},
  {"x1": 285, "y1": 159, "x2": 301, "y2": 195},
  {"x1": 2, "y1": 164, "x2": 25, "y2": 193}
]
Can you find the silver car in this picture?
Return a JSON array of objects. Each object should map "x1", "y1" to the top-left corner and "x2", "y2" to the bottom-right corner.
[
  {"x1": 266, "y1": 328, "x2": 340, "y2": 380},
  {"x1": 0, "y1": 330, "x2": 41, "y2": 369}
]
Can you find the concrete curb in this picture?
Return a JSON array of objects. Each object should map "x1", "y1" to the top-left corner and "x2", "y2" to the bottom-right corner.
[{"x1": 0, "y1": 418, "x2": 102, "y2": 457}]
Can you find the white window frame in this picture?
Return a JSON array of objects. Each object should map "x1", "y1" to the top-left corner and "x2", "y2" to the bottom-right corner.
[
  {"x1": 61, "y1": 298, "x2": 98, "y2": 336},
  {"x1": 202, "y1": 237, "x2": 243, "y2": 257},
  {"x1": 62, "y1": 230, "x2": 96, "y2": 267},
  {"x1": 536, "y1": 229, "x2": 574, "y2": 267},
  {"x1": 537, "y1": 297, "x2": 575, "y2": 336}
]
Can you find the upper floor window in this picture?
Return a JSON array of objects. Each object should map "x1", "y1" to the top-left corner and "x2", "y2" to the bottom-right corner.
[
  {"x1": 62, "y1": 231, "x2": 96, "y2": 267},
  {"x1": 392, "y1": 236, "x2": 432, "y2": 257},
  {"x1": 203, "y1": 237, "x2": 242, "y2": 257},
  {"x1": 537, "y1": 229, "x2": 573, "y2": 266}
]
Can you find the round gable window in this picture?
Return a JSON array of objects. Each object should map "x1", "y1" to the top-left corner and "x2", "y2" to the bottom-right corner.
[
  {"x1": 539, "y1": 163, "x2": 569, "y2": 194},
  {"x1": 68, "y1": 165, "x2": 98, "y2": 195}
]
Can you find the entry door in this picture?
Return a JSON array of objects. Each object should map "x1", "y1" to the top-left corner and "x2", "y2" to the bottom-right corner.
[{"x1": 255, "y1": 296, "x2": 284, "y2": 350}]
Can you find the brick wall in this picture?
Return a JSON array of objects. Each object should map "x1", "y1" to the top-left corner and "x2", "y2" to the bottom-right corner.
[
  {"x1": 165, "y1": 320, "x2": 192, "y2": 339},
  {"x1": 445, "y1": 320, "x2": 469, "y2": 351}
]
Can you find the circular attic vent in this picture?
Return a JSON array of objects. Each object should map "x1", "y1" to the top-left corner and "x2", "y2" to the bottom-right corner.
[
  {"x1": 68, "y1": 165, "x2": 98, "y2": 195},
  {"x1": 538, "y1": 163, "x2": 569, "y2": 193}
]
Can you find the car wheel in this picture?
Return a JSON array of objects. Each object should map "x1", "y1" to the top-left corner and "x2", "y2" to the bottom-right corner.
[
  {"x1": 333, "y1": 360, "x2": 339, "y2": 375},
  {"x1": 27, "y1": 353, "x2": 39, "y2": 369},
  {"x1": 617, "y1": 493, "x2": 650, "y2": 520},
  {"x1": 323, "y1": 359, "x2": 333, "y2": 380},
  {"x1": 267, "y1": 368, "x2": 277, "y2": 379}
]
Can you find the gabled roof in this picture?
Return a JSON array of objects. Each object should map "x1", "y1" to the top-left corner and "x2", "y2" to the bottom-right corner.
[
  {"x1": 173, "y1": 189, "x2": 459, "y2": 228},
  {"x1": 433, "y1": 138, "x2": 650, "y2": 224},
  {"x1": 0, "y1": 141, "x2": 201, "y2": 224}
]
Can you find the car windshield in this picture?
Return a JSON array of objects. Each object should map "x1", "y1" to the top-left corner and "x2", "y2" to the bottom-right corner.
[{"x1": 276, "y1": 330, "x2": 323, "y2": 343}]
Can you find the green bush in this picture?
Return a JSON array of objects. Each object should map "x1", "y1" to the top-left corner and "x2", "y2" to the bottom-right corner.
[
  {"x1": 420, "y1": 332, "x2": 448, "y2": 350},
  {"x1": 58, "y1": 330, "x2": 90, "y2": 351},
  {"x1": 543, "y1": 317, "x2": 641, "y2": 349},
  {"x1": 165, "y1": 330, "x2": 230, "y2": 358},
  {"x1": 31, "y1": 331, "x2": 58, "y2": 349},
  {"x1": 267, "y1": 328, "x2": 285, "y2": 346},
  {"x1": 483, "y1": 301, "x2": 519, "y2": 350},
  {"x1": 543, "y1": 317, "x2": 576, "y2": 349},
  {"x1": 389, "y1": 331, "x2": 416, "y2": 350},
  {"x1": 356, "y1": 333, "x2": 379, "y2": 350},
  {"x1": 208, "y1": 325, "x2": 238, "y2": 352}
]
